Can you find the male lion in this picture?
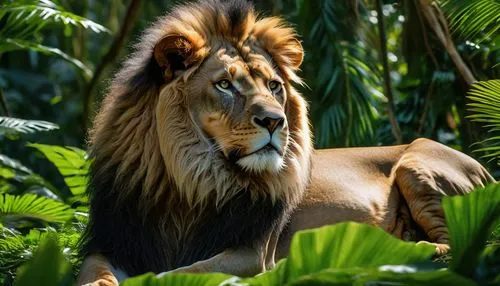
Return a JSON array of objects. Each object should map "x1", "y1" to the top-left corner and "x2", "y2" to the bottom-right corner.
[{"x1": 77, "y1": 0, "x2": 494, "y2": 285}]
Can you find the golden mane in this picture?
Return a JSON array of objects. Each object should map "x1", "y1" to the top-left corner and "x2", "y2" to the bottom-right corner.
[
  {"x1": 90, "y1": 0, "x2": 311, "y2": 209},
  {"x1": 81, "y1": 0, "x2": 312, "y2": 275}
]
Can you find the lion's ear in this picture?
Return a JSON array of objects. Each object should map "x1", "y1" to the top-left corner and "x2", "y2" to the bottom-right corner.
[
  {"x1": 154, "y1": 35, "x2": 194, "y2": 82},
  {"x1": 285, "y1": 38, "x2": 304, "y2": 69}
]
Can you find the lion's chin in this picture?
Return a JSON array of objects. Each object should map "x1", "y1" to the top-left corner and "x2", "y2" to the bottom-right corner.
[{"x1": 236, "y1": 149, "x2": 284, "y2": 174}]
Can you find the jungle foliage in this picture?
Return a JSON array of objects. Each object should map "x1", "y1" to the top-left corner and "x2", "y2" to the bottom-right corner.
[{"x1": 0, "y1": 0, "x2": 499, "y2": 285}]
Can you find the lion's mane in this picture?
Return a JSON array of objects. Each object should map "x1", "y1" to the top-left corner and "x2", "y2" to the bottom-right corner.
[{"x1": 79, "y1": 0, "x2": 312, "y2": 276}]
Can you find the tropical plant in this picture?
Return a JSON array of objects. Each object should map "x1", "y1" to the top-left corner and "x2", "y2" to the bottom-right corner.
[
  {"x1": 0, "y1": 0, "x2": 109, "y2": 78},
  {"x1": 467, "y1": 80, "x2": 500, "y2": 166},
  {"x1": 0, "y1": 117, "x2": 88, "y2": 284}
]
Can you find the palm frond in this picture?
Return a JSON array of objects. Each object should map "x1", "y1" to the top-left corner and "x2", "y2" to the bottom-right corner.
[
  {"x1": 295, "y1": 0, "x2": 381, "y2": 148},
  {"x1": 0, "y1": 38, "x2": 92, "y2": 77},
  {"x1": 0, "y1": 154, "x2": 32, "y2": 174},
  {"x1": 28, "y1": 144, "x2": 89, "y2": 197},
  {"x1": 441, "y1": 0, "x2": 500, "y2": 43},
  {"x1": 467, "y1": 80, "x2": 500, "y2": 164},
  {"x1": 0, "y1": 194, "x2": 73, "y2": 227},
  {"x1": 0, "y1": 0, "x2": 110, "y2": 40},
  {"x1": 0, "y1": 117, "x2": 58, "y2": 135}
]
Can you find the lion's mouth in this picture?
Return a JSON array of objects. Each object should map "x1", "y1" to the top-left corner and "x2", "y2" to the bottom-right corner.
[{"x1": 243, "y1": 143, "x2": 283, "y2": 158}]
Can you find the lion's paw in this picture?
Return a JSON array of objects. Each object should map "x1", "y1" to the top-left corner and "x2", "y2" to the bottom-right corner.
[{"x1": 417, "y1": 241, "x2": 450, "y2": 256}]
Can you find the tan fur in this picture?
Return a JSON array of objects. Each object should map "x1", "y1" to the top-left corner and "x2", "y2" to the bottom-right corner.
[{"x1": 276, "y1": 138, "x2": 495, "y2": 258}]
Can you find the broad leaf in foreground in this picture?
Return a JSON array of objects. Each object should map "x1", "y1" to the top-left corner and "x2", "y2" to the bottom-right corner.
[
  {"x1": 288, "y1": 267, "x2": 474, "y2": 286},
  {"x1": 14, "y1": 234, "x2": 73, "y2": 286},
  {"x1": 444, "y1": 183, "x2": 500, "y2": 277},
  {"x1": 282, "y1": 222, "x2": 435, "y2": 283},
  {"x1": 122, "y1": 272, "x2": 238, "y2": 286}
]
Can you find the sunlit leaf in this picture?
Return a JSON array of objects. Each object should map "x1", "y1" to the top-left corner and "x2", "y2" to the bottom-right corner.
[
  {"x1": 27, "y1": 144, "x2": 89, "y2": 197},
  {"x1": 444, "y1": 183, "x2": 500, "y2": 277},
  {"x1": 122, "y1": 272, "x2": 238, "y2": 286},
  {"x1": 0, "y1": 117, "x2": 58, "y2": 136},
  {"x1": 0, "y1": 194, "x2": 73, "y2": 227}
]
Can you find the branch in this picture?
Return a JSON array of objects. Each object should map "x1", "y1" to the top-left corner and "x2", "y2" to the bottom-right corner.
[
  {"x1": 418, "y1": 0, "x2": 476, "y2": 85},
  {"x1": 82, "y1": 0, "x2": 144, "y2": 132},
  {"x1": 0, "y1": 88, "x2": 10, "y2": 116},
  {"x1": 376, "y1": 0, "x2": 402, "y2": 144}
]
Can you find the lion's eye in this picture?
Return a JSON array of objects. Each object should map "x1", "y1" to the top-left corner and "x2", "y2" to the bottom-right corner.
[
  {"x1": 215, "y1": 79, "x2": 231, "y2": 90},
  {"x1": 268, "y1": 80, "x2": 282, "y2": 93}
]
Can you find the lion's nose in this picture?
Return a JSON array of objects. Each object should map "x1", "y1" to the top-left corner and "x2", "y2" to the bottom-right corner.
[{"x1": 253, "y1": 115, "x2": 285, "y2": 134}]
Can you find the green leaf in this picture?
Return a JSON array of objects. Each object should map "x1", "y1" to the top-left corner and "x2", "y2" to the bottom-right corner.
[
  {"x1": 14, "y1": 234, "x2": 73, "y2": 286},
  {"x1": 0, "y1": 194, "x2": 73, "y2": 227},
  {"x1": 441, "y1": 0, "x2": 500, "y2": 43},
  {"x1": 282, "y1": 222, "x2": 435, "y2": 283},
  {"x1": 0, "y1": 154, "x2": 31, "y2": 174},
  {"x1": 288, "y1": 267, "x2": 474, "y2": 286},
  {"x1": 122, "y1": 272, "x2": 238, "y2": 286},
  {"x1": 0, "y1": 38, "x2": 92, "y2": 77},
  {"x1": 27, "y1": 144, "x2": 89, "y2": 196},
  {"x1": 0, "y1": 117, "x2": 58, "y2": 136},
  {"x1": 444, "y1": 183, "x2": 500, "y2": 277},
  {"x1": 0, "y1": 0, "x2": 110, "y2": 38}
]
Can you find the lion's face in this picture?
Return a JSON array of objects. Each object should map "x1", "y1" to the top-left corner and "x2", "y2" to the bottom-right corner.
[{"x1": 185, "y1": 45, "x2": 289, "y2": 173}]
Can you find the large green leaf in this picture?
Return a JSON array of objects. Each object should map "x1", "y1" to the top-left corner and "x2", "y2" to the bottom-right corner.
[
  {"x1": 282, "y1": 222, "x2": 435, "y2": 283},
  {"x1": 444, "y1": 183, "x2": 500, "y2": 277},
  {"x1": 467, "y1": 80, "x2": 500, "y2": 164},
  {"x1": 14, "y1": 234, "x2": 73, "y2": 286},
  {"x1": 0, "y1": 117, "x2": 58, "y2": 136},
  {"x1": 28, "y1": 143, "x2": 89, "y2": 197},
  {"x1": 0, "y1": 194, "x2": 73, "y2": 227},
  {"x1": 288, "y1": 267, "x2": 474, "y2": 286},
  {"x1": 122, "y1": 272, "x2": 237, "y2": 286}
]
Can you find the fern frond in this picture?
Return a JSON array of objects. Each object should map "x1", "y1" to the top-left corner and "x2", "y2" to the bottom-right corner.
[
  {"x1": 0, "y1": 154, "x2": 32, "y2": 174},
  {"x1": 0, "y1": 0, "x2": 110, "y2": 40},
  {"x1": 0, "y1": 38, "x2": 92, "y2": 77},
  {"x1": 0, "y1": 117, "x2": 58, "y2": 135},
  {"x1": 0, "y1": 194, "x2": 73, "y2": 227},
  {"x1": 28, "y1": 144, "x2": 89, "y2": 197},
  {"x1": 467, "y1": 80, "x2": 500, "y2": 164}
]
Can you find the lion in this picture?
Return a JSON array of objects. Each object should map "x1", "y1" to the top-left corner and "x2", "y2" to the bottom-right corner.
[{"x1": 77, "y1": 0, "x2": 495, "y2": 285}]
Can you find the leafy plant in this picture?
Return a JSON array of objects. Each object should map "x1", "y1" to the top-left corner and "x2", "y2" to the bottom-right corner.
[
  {"x1": 0, "y1": 0, "x2": 110, "y2": 77},
  {"x1": 28, "y1": 143, "x2": 89, "y2": 199},
  {"x1": 441, "y1": 0, "x2": 500, "y2": 43},
  {"x1": 0, "y1": 117, "x2": 58, "y2": 136},
  {"x1": 467, "y1": 80, "x2": 500, "y2": 165}
]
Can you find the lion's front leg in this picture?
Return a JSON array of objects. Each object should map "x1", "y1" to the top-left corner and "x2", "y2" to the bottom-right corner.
[
  {"x1": 77, "y1": 254, "x2": 125, "y2": 286},
  {"x1": 159, "y1": 247, "x2": 266, "y2": 277}
]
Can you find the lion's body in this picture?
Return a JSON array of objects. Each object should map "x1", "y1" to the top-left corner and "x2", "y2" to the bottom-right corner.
[
  {"x1": 76, "y1": 1, "x2": 494, "y2": 285},
  {"x1": 277, "y1": 138, "x2": 494, "y2": 258}
]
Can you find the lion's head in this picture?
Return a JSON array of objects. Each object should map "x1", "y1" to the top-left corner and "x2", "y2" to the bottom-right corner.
[{"x1": 89, "y1": 0, "x2": 312, "y2": 209}]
